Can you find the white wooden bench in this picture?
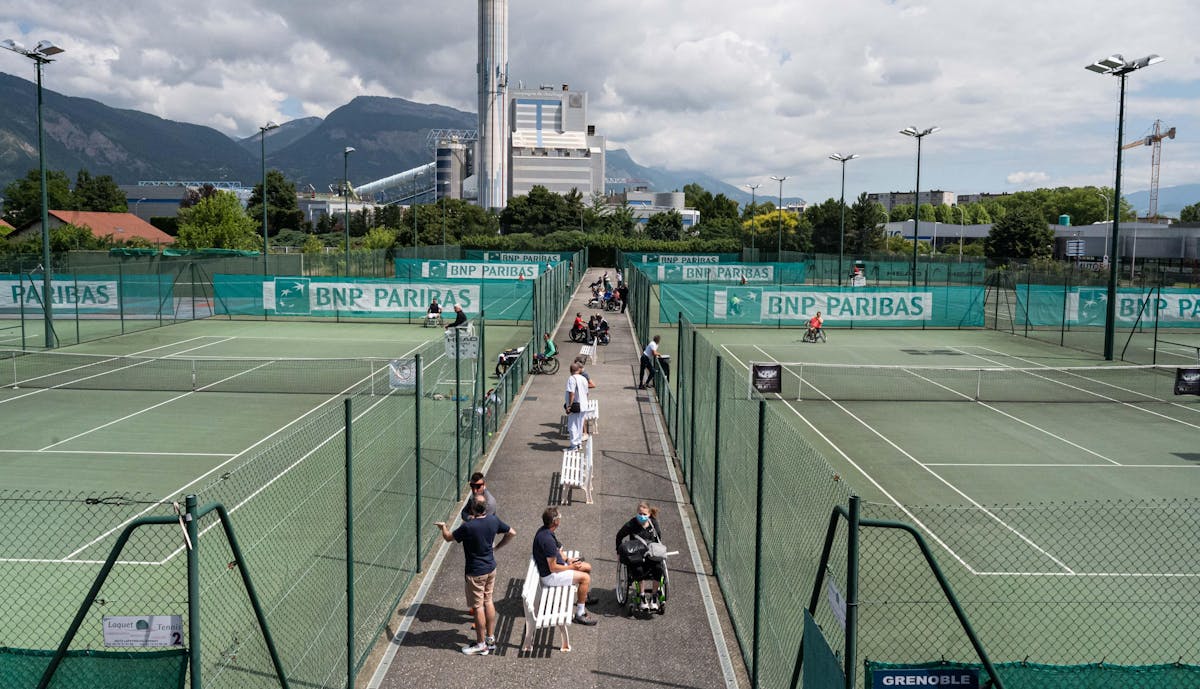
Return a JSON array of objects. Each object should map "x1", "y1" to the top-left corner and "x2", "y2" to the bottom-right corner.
[
  {"x1": 578, "y1": 342, "x2": 596, "y2": 363},
  {"x1": 560, "y1": 435, "x2": 594, "y2": 505},
  {"x1": 584, "y1": 399, "x2": 599, "y2": 434},
  {"x1": 521, "y1": 550, "x2": 580, "y2": 653}
]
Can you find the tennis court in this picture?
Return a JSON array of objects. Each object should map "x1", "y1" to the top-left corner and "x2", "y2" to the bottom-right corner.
[
  {"x1": 0, "y1": 317, "x2": 530, "y2": 687},
  {"x1": 690, "y1": 326, "x2": 1199, "y2": 668}
]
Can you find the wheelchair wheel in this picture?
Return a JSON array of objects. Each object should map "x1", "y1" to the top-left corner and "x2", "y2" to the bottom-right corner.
[
  {"x1": 817, "y1": 329, "x2": 827, "y2": 343},
  {"x1": 541, "y1": 357, "x2": 560, "y2": 375},
  {"x1": 615, "y1": 561, "x2": 628, "y2": 605},
  {"x1": 569, "y1": 328, "x2": 586, "y2": 343}
]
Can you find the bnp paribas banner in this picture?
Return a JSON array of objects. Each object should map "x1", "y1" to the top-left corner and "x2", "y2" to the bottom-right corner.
[
  {"x1": 0, "y1": 274, "x2": 171, "y2": 314},
  {"x1": 395, "y1": 259, "x2": 541, "y2": 280},
  {"x1": 660, "y1": 284, "x2": 985, "y2": 327},
  {"x1": 628, "y1": 253, "x2": 741, "y2": 264},
  {"x1": 1017, "y1": 286, "x2": 1200, "y2": 327},
  {"x1": 462, "y1": 250, "x2": 572, "y2": 263},
  {"x1": 213, "y1": 275, "x2": 481, "y2": 317},
  {"x1": 646, "y1": 263, "x2": 807, "y2": 284}
]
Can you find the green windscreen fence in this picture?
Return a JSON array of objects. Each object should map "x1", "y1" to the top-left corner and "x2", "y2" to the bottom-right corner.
[
  {"x1": 866, "y1": 660, "x2": 1200, "y2": 689},
  {"x1": 619, "y1": 252, "x2": 741, "y2": 270},
  {"x1": 461, "y1": 250, "x2": 575, "y2": 263},
  {"x1": 1016, "y1": 285, "x2": 1200, "y2": 328},
  {"x1": 212, "y1": 274, "x2": 532, "y2": 322},
  {"x1": 805, "y1": 255, "x2": 988, "y2": 286},
  {"x1": 0, "y1": 647, "x2": 186, "y2": 689},
  {"x1": 803, "y1": 611, "x2": 845, "y2": 689},
  {"x1": 659, "y1": 284, "x2": 985, "y2": 327},
  {"x1": 631, "y1": 261, "x2": 808, "y2": 285},
  {"x1": 0, "y1": 273, "x2": 175, "y2": 317}
]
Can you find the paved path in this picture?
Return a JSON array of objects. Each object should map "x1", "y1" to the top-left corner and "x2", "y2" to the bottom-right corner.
[{"x1": 369, "y1": 268, "x2": 746, "y2": 689}]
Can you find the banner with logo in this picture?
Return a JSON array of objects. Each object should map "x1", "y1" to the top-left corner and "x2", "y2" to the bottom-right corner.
[
  {"x1": 627, "y1": 252, "x2": 740, "y2": 265},
  {"x1": 396, "y1": 259, "x2": 541, "y2": 281},
  {"x1": 1177, "y1": 368, "x2": 1200, "y2": 396},
  {"x1": 462, "y1": 250, "x2": 573, "y2": 263},
  {"x1": 1017, "y1": 286, "x2": 1200, "y2": 327},
  {"x1": 0, "y1": 274, "x2": 173, "y2": 315},
  {"x1": 660, "y1": 284, "x2": 984, "y2": 327},
  {"x1": 213, "y1": 275, "x2": 484, "y2": 317},
  {"x1": 750, "y1": 363, "x2": 783, "y2": 395},
  {"x1": 639, "y1": 262, "x2": 809, "y2": 285}
]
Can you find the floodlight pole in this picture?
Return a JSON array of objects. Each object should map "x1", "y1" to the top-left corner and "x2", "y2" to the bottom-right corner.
[
  {"x1": 770, "y1": 175, "x2": 787, "y2": 258},
  {"x1": 259, "y1": 122, "x2": 279, "y2": 275},
  {"x1": 1086, "y1": 53, "x2": 1163, "y2": 360},
  {"x1": 4, "y1": 39, "x2": 63, "y2": 348},
  {"x1": 343, "y1": 146, "x2": 355, "y2": 266},
  {"x1": 900, "y1": 126, "x2": 938, "y2": 287},
  {"x1": 830, "y1": 154, "x2": 858, "y2": 286}
]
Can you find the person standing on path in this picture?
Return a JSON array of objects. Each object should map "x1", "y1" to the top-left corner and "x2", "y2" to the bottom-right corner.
[
  {"x1": 617, "y1": 282, "x2": 629, "y2": 313},
  {"x1": 639, "y1": 335, "x2": 662, "y2": 389},
  {"x1": 564, "y1": 361, "x2": 590, "y2": 451},
  {"x1": 436, "y1": 495, "x2": 516, "y2": 655}
]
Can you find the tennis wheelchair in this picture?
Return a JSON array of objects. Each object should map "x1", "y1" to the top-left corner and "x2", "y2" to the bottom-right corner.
[
  {"x1": 802, "y1": 327, "x2": 827, "y2": 343},
  {"x1": 615, "y1": 537, "x2": 676, "y2": 616}
]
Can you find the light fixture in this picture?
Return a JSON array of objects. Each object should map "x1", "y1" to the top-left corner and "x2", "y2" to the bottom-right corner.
[
  {"x1": 829, "y1": 154, "x2": 859, "y2": 286},
  {"x1": 899, "y1": 126, "x2": 939, "y2": 286}
]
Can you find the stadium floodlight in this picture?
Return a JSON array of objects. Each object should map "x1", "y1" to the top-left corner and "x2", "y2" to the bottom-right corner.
[
  {"x1": 899, "y1": 126, "x2": 938, "y2": 286},
  {"x1": 1084, "y1": 53, "x2": 1163, "y2": 360},
  {"x1": 259, "y1": 121, "x2": 280, "y2": 274},
  {"x1": 3, "y1": 37, "x2": 65, "y2": 348},
  {"x1": 829, "y1": 154, "x2": 860, "y2": 285},
  {"x1": 343, "y1": 147, "x2": 356, "y2": 261}
]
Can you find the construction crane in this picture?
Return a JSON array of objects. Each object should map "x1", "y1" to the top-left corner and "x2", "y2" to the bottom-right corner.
[{"x1": 1121, "y1": 119, "x2": 1176, "y2": 219}]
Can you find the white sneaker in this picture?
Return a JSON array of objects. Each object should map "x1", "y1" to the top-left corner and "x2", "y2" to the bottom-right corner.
[{"x1": 462, "y1": 642, "x2": 489, "y2": 656}]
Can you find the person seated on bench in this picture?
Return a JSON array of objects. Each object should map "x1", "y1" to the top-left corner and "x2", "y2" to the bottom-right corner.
[
  {"x1": 444, "y1": 304, "x2": 468, "y2": 330},
  {"x1": 533, "y1": 507, "x2": 597, "y2": 626},
  {"x1": 535, "y1": 332, "x2": 557, "y2": 363}
]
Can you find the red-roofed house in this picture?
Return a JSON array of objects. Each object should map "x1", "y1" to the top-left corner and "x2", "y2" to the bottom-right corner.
[
  {"x1": 10, "y1": 210, "x2": 175, "y2": 245},
  {"x1": 0, "y1": 218, "x2": 13, "y2": 236}
]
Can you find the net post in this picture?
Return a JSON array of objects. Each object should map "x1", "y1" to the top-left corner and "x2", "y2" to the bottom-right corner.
[
  {"x1": 798, "y1": 363, "x2": 804, "y2": 401},
  {"x1": 118, "y1": 262, "x2": 126, "y2": 335},
  {"x1": 751, "y1": 399, "x2": 767, "y2": 689},
  {"x1": 185, "y1": 494, "x2": 201, "y2": 689},
  {"x1": 191, "y1": 359, "x2": 197, "y2": 392},
  {"x1": 976, "y1": 368, "x2": 983, "y2": 401},
  {"x1": 712, "y1": 355, "x2": 722, "y2": 578},
  {"x1": 344, "y1": 398, "x2": 355, "y2": 689},
  {"x1": 414, "y1": 353, "x2": 423, "y2": 572}
]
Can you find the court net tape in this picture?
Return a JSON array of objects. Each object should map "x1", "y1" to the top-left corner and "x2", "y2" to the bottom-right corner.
[
  {"x1": 753, "y1": 361, "x2": 1199, "y2": 404},
  {"x1": 0, "y1": 349, "x2": 402, "y2": 396}
]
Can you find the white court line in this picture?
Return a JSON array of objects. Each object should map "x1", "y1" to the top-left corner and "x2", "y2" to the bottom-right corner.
[
  {"x1": 749, "y1": 344, "x2": 1075, "y2": 574},
  {"x1": 900, "y1": 367, "x2": 1121, "y2": 466},
  {"x1": 957, "y1": 346, "x2": 1200, "y2": 426},
  {"x1": 47, "y1": 342, "x2": 428, "y2": 564},
  {"x1": 926, "y1": 463, "x2": 1199, "y2": 468},
  {"x1": 0, "y1": 449, "x2": 233, "y2": 457}
]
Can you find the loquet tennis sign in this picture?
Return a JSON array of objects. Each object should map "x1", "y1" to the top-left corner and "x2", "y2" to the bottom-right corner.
[{"x1": 102, "y1": 615, "x2": 183, "y2": 647}]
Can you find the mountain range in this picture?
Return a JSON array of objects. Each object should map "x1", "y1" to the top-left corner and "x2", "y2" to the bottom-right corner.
[{"x1": 1, "y1": 70, "x2": 1196, "y2": 215}]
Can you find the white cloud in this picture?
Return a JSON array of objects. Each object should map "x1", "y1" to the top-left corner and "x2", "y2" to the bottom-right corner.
[
  {"x1": 2, "y1": 0, "x2": 1199, "y2": 201},
  {"x1": 1006, "y1": 171, "x2": 1051, "y2": 187}
]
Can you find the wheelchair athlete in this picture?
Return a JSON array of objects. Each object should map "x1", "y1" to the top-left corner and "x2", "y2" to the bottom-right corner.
[
  {"x1": 804, "y1": 311, "x2": 826, "y2": 343},
  {"x1": 615, "y1": 501, "x2": 668, "y2": 614}
]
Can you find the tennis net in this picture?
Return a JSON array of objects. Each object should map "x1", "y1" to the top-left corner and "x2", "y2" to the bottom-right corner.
[
  {"x1": 754, "y1": 361, "x2": 1199, "y2": 404},
  {"x1": 0, "y1": 349, "x2": 402, "y2": 396}
]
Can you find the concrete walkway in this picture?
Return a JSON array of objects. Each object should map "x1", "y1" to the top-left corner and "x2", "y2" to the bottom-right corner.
[{"x1": 369, "y1": 268, "x2": 746, "y2": 689}]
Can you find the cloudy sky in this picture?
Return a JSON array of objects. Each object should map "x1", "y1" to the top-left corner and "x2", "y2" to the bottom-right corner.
[{"x1": 2, "y1": 0, "x2": 1198, "y2": 205}]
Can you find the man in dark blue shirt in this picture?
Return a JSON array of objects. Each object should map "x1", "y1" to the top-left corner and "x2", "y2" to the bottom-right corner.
[
  {"x1": 436, "y1": 494, "x2": 516, "y2": 655},
  {"x1": 532, "y1": 507, "x2": 597, "y2": 626}
]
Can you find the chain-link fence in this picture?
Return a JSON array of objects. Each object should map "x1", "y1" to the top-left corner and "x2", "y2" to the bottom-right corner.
[
  {"x1": 637, "y1": 310, "x2": 1200, "y2": 689},
  {"x1": 0, "y1": 331, "x2": 538, "y2": 689}
]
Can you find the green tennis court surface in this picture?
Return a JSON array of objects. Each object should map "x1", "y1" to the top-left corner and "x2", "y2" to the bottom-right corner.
[
  {"x1": 688, "y1": 326, "x2": 1199, "y2": 667},
  {"x1": 0, "y1": 318, "x2": 528, "y2": 671}
]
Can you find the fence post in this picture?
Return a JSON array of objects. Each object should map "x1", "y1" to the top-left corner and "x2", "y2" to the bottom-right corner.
[
  {"x1": 415, "y1": 353, "x2": 423, "y2": 572},
  {"x1": 185, "y1": 494, "x2": 201, "y2": 689},
  {"x1": 751, "y1": 400, "x2": 766, "y2": 689},
  {"x1": 844, "y1": 495, "x2": 861, "y2": 689},
  {"x1": 712, "y1": 356, "x2": 722, "y2": 576},
  {"x1": 676, "y1": 313, "x2": 684, "y2": 444},
  {"x1": 454, "y1": 328, "x2": 462, "y2": 490},
  {"x1": 345, "y1": 398, "x2": 356, "y2": 689},
  {"x1": 480, "y1": 310, "x2": 487, "y2": 455},
  {"x1": 688, "y1": 329, "x2": 697, "y2": 496}
]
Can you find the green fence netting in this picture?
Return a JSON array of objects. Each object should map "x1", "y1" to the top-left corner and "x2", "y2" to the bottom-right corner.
[{"x1": 0, "y1": 647, "x2": 187, "y2": 689}]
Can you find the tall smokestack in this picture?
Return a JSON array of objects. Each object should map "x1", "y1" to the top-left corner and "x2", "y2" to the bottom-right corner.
[{"x1": 477, "y1": 0, "x2": 508, "y2": 210}]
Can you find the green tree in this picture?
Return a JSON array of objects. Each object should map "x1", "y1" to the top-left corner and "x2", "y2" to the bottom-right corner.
[
  {"x1": 847, "y1": 193, "x2": 885, "y2": 254},
  {"x1": 804, "y1": 198, "x2": 842, "y2": 253},
  {"x1": 1179, "y1": 202, "x2": 1200, "y2": 223},
  {"x1": 302, "y1": 234, "x2": 325, "y2": 254},
  {"x1": 71, "y1": 170, "x2": 127, "y2": 212},
  {"x1": 683, "y1": 183, "x2": 739, "y2": 225},
  {"x1": 1, "y1": 169, "x2": 73, "y2": 228},
  {"x1": 499, "y1": 186, "x2": 574, "y2": 235},
  {"x1": 362, "y1": 226, "x2": 398, "y2": 251},
  {"x1": 983, "y1": 205, "x2": 1055, "y2": 260},
  {"x1": 644, "y1": 210, "x2": 684, "y2": 240},
  {"x1": 247, "y1": 170, "x2": 304, "y2": 237},
  {"x1": 176, "y1": 190, "x2": 259, "y2": 250}
]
